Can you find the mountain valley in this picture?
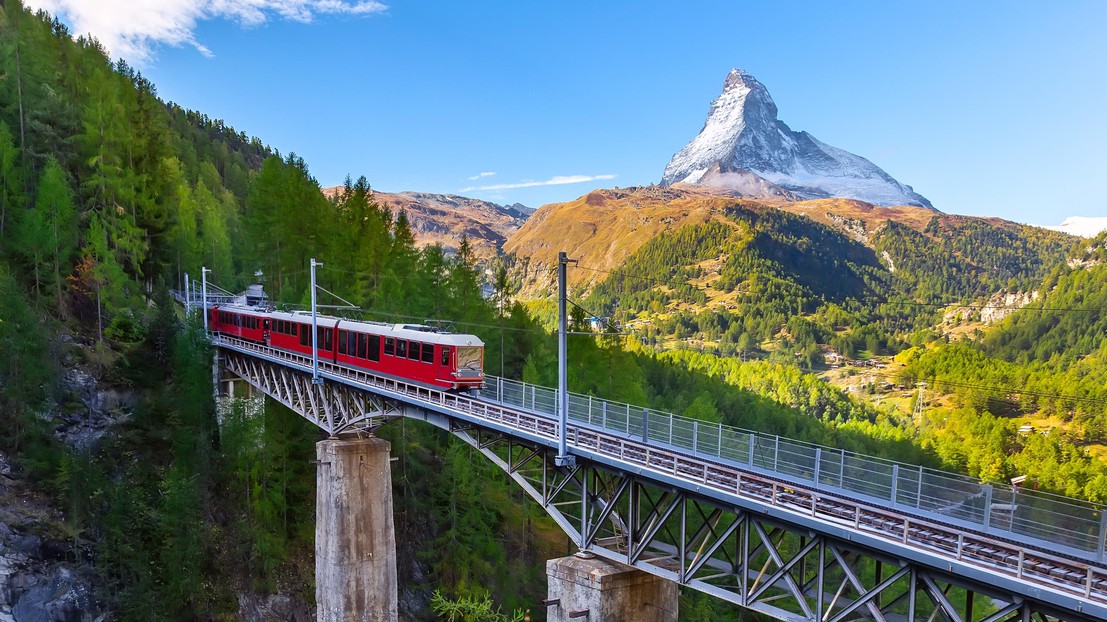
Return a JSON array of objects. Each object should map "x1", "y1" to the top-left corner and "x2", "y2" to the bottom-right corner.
[{"x1": 1, "y1": 3, "x2": 1106, "y2": 621}]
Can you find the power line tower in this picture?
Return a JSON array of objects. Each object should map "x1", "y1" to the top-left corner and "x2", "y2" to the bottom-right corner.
[{"x1": 913, "y1": 381, "x2": 927, "y2": 432}]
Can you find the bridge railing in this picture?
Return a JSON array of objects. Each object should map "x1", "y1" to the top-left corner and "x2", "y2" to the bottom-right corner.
[{"x1": 485, "y1": 376, "x2": 1107, "y2": 560}]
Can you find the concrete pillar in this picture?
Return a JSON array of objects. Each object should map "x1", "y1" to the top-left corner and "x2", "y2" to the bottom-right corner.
[
  {"x1": 316, "y1": 436, "x2": 397, "y2": 622},
  {"x1": 546, "y1": 554, "x2": 678, "y2": 622}
]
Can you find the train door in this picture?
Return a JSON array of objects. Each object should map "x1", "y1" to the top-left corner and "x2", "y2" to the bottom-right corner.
[
  {"x1": 436, "y1": 346, "x2": 453, "y2": 387},
  {"x1": 263, "y1": 319, "x2": 271, "y2": 345}
]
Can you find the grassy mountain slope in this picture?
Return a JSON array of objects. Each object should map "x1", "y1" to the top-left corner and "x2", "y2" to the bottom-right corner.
[{"x1": 504, "y1": 185, "x2": 743, "y2": 292}]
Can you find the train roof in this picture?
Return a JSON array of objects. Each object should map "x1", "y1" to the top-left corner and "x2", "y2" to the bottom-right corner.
[
  {"x1": 268, "y1": 309, "x2": 340, "y2": 329},
  {"x1": 340, "y1": 318, "x2": 484, "y2": 347},
  {"x1": 216, "y1": 306, "x2": 483, "y2": 347},
  {"x1": 211, "y1": 304, "x2": 270, "y2": 317}
]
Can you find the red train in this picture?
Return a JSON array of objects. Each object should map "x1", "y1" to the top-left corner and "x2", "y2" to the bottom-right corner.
[{"x1": 209, "y1": 305, "x2": 485, "y2": 391}]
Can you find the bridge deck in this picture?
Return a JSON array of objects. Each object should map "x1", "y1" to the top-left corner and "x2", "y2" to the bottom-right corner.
[{"x1": 212, "y1": 334, "x2": 1107, "y2": 620}]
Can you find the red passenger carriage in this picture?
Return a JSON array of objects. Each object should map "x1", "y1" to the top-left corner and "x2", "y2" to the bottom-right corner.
[{"x1": 209, "y1": 306, "x2": 484, "y2": 391}]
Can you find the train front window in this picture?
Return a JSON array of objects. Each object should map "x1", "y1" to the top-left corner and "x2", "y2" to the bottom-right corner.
[{"x1": 456, "y1": 347, "x2": 482, "y2": 372}]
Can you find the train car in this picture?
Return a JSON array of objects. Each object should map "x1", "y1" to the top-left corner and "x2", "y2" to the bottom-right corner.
[
  {"x1": 210, "y1": 305, "x2": 268, "y2": 343},
  {"x1": 210, "y1": 305, "x2": 484, "y2": 392},
  {"x1": 334, "y1": 320, "x2": 484, "y2": 391},
  {"x1": 267, "y1": 310, "x2": 339, "y2": 360}
]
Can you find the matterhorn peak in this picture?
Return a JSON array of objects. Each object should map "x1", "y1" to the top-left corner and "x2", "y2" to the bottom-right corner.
[{"x1": 662, "y1": 69, "x2": 933, "y2": 209}]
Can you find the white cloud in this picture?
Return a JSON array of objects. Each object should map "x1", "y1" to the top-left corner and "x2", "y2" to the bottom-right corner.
[
  {"x1": 1036, "y1": 216, "x2": 1107, "y2": 238},
  {"x1": 25, "y1": 0, "x2": 387, "y2": 64},
  {"x1": 467, "y1": 171, "x2": 496, "y2": 181},
  {"x1": 461, "y1": 174, "x2": 616, "y2": 192}
]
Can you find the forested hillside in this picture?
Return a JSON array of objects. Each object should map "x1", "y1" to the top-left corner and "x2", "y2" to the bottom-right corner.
[
  {"x1": 0, "y1": 2, "x2": 551, "y2": 618},
  {"x1": 583, "y1": 203, "x2": 1074, "y2": 355}
]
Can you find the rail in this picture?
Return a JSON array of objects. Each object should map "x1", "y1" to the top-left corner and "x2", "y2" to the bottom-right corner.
[{"x1": 213, "y1": 335, "x2": 1107, "y2": 613}]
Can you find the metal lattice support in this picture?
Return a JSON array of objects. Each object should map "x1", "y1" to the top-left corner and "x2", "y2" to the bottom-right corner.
[
  {"x1": 213, "y1": 335, "x2": 1105, "y2": 622},
  {"x1": 222, "y1": 350, "x2": 404, "y2": 435},
  {"x1": 444, "y1": 428, "x2": 1096, "y2": 622}
]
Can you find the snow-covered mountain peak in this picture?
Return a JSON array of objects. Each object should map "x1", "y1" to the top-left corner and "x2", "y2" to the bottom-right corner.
[{"x1": 662, "y1": 69, "x2": 933, "y2": 209}]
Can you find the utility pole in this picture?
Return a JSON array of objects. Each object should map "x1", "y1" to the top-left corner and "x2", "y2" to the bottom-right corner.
[
  {"x1": 913, "y1": 381, "x2": 927, "y2": 432},
  {"x1": 311, "y1": 258, "x2": 323, "y2": 385},
  {"x1": 556, "y1": 251, "x2": 577, "y2": 467},
  {"x1": 201, "y1": 267, "x2": 210, "y2": 332}
]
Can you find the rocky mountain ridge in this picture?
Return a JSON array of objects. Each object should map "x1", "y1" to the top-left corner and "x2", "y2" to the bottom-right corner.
[
  {"x1": 322, "y1": 188, "x2": 530, "y2": 259},
  {"x1": 661, "y1": 69, "x2": 933, "y2": 209}
]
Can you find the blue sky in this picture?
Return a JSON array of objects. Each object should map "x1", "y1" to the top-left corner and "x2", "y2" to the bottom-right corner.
[{"x1": 32, "y1": 1, "x2": 1107, "y2": 224}]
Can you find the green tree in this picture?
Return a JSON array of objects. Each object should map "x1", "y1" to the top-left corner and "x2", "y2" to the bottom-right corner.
[
  {"x1": 0, "y1": 121, "x2": 24, "y2": 244},
  {"x1": 15, "y1": 157, "x2": 77, "y2": 312}
]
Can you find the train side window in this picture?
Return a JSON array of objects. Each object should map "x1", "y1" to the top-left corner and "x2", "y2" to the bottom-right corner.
[
  {"x1": 408, "y1": 341, "x2": 420, "y2": 360},
  {"x1": 299, "y1": 326, "x2": 310, "y2": 347},
  {"x1": 338, "y1": 330, "x2": 347, "y2": 355},
  {"x1": 442, "y1": 347, "x2": 450, "y2": 366},
  {"x1": 422, "y1": 344, "x2": 434, "y2": 364},
  {"x1": 396, "y1": 339, "x2": 407, "y2": 359},
  {"x1": 385, "y1": 338, "x2": 394, "y2": 356},
  {"x1": 356, "y1": 333, "x2": 367, "y2": 358},
  {"x1": 321, "y1": 327, "x2": 332, "y2": 351},
  {"x1": 368, "y1": 335, "x2": 381, "y2": 362}
]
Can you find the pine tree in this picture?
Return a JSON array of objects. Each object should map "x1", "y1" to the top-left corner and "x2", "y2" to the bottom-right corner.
[
  {"x1": 0, "y1": 121, "x2": 24, "y2": 249},
  {"x1": 32, "y1": 157, "x2": 77, "y2": 313}
]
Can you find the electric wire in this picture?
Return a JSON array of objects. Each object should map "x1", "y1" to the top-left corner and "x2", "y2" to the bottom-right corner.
[
  {"x1": 573, "y1": 262, "x2": 1105, "y2": 314},
  {"x1": 198, "y1": 263, "x2": 1106, "y2": 406}
]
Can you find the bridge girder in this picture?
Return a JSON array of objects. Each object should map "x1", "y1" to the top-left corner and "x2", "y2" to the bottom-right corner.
[
  {"x1": 216, "y1": 340, "x2": 1101, "y2": 622},
  {"x1": 445, "y1": 427, "x2": 1091, "y2": 622},
  {"x1": 221, "y1": 350, "x2": 404, "y2": 435}
]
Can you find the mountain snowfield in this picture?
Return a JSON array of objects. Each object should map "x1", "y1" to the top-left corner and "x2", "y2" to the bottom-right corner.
[{"x1": 662, "y1": 69, "x2": 933, "y2": 209}]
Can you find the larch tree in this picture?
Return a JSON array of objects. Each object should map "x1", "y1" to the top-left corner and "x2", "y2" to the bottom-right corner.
[
  {"x1": 34, "y1": 157, "x2": 78, "y2": 314},
  {"x1": 0, "y1": 121, "x2": 24, "y2": 248}
]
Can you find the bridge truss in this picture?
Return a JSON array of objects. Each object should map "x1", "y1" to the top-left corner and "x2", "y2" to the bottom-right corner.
[
  {"x1": 213, "y1": 335, "x2": 1106, "y2": 622},
  {"x1": 454, "y1": 428, "x2": 1086, "y2": 622}
]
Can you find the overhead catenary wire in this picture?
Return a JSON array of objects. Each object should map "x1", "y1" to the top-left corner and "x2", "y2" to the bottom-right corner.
[
  {"x1": 573, "y1": 262, "x2": 1106, "y2": 315},
  {"x1": 208, "y1": 261, "x2": 1104, "y2": 406}
]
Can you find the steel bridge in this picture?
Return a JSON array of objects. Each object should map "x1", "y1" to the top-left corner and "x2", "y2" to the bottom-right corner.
[{"x1": 209, "y1": 332, "x2": 1107, "y2": 622}]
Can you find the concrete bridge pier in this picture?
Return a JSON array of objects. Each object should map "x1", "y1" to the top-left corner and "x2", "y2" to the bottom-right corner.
[
  {"x1": 546, "y1": 554, "x2": 678, "y2": 622},
  {"x1": 316, "y1": 436, "x2": 398, "y2": 622}
]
